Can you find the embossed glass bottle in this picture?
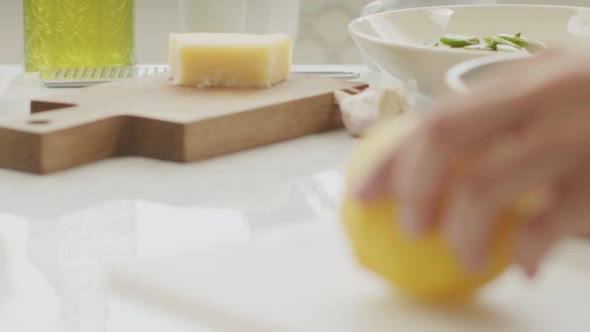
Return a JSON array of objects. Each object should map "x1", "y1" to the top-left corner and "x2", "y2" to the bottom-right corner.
[{"x1": 24, "y1": 0, "x2": 136, "y2": 72}]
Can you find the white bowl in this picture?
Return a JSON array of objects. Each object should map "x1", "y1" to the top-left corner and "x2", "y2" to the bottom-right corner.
[
  {"x1": 445, "y1": 53, "x2": 531, "y2": 93},
  {"x1": 350, "y1": 4, "x2": 590, "y2": 96}
]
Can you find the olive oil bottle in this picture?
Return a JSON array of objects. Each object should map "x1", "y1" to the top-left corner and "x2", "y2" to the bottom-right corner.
[{"x1": 24, "y1": 0, "x2": 136, "y2": 72}]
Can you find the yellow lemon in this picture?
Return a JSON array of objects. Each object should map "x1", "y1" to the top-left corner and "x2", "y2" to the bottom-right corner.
[{"x1": 341, "y1": 115, "x2": 520, "y2": 301}]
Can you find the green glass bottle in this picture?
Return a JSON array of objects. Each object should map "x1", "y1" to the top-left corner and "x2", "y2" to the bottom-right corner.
[{"x1": 24, "y1": 0, "x2": 136, "y2": 72}]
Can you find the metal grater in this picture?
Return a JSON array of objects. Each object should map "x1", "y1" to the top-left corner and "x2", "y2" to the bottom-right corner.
[
  {"x1": 41, "y1": 65, "x2": 170, "y2": 88},
  {"x1": 41, "y1": 65, "x2": 360, "y2": 88}
]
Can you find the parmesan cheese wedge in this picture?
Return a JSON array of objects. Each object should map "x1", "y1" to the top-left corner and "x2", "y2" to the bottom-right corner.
[{"x1": 169, "y1": 33, "x2": 291, "y2": 88}]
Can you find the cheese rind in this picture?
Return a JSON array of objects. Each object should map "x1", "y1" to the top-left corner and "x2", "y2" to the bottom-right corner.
[{"x1": 169, "y1": 33, "x2": 291, "y2": 88}]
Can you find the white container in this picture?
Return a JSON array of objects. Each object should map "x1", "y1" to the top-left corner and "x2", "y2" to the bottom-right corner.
[{"x1": 179, "y1": 0, "x2": 301, "y2": 46}]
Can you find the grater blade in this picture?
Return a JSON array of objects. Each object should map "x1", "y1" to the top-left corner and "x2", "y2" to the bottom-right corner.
[
  {"x1": 41, "y1": 65, "x2": 361, "y2": 88},
  {"x1": 41, "y1": 65, "x2": 170, "y2": 88}
]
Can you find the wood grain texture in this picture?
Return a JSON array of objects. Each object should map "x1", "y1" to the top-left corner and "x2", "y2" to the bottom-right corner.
[{"x1": 0, "y1": 74, "x2": 366, "y2": 174}]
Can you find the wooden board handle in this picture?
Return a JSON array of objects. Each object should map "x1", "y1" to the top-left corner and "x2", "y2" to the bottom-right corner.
[{"x1": 0, "y1": 75, "x2": 368, "y2": 174}]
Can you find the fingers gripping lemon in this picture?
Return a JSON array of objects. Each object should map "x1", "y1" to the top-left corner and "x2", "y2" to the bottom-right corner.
[{"x1": 341, "y1": 116, "x2": 520, "y2": 301}]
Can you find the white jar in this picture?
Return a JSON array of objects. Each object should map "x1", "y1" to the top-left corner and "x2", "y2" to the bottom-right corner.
[{"x1": 179, "y1": 0, "x2": 301, "y2": 46}]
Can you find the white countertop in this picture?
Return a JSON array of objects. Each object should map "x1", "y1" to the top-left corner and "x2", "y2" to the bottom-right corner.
[
  {"x1": 0, "y1": 64, "x2": 362, "y2": 331},
  {"x1": 2, "y1": 64, "x2": 590, "y2": 332}
]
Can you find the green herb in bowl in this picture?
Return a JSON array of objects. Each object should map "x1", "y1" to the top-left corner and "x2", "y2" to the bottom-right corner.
[
  {"x1": 440, "y1": 34, "x2": 481, "y2": 48},
  {"x1": 430, "y1": 32, "x2": 547, "y2": 54}
]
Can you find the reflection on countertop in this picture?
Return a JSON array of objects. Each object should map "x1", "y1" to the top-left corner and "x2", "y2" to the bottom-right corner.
[
  {"x1": 28, "y1": 200, "x2": 137, "y2": 332},
  {"x1": 0, "y1": 162, "x2": 346, "y2": 331}
]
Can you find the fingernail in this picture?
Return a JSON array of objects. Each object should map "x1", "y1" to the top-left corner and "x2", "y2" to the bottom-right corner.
[
  {"x1": 517, "y1": 247, "x2": 539, "y2": 278},
  {"x1": 524, "y1": 263, "x2": 539, "y2": 278},
  {"x1": 355, "y1": 174, "x2": 381, "y2": 201},
  {"x1": 447, "y1": 219, "x2": 489, "y2": 274},
  {"x1": 450, "y1": 234, "x2": 490, "y2": 274},
  {"x1": 463, "y1": 251, "x2": 489, "y2": 274},
  {"x1": 515, "y1": 235, "x2": 544, "y2": 279},
  {"x1": 398, "y1": 207, "x2": 424, "y2": 238},
  {"x1": 355, "y1": 182, "x2": 374, "y2": 201},
  {"x1": 444, "y1": 196, "x2": 490, "y2": 274}
]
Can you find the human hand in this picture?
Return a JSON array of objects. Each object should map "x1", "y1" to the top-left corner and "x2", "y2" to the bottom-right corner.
[{"x1": 355, "y1": 51, "x2": 590, "y2": 276}]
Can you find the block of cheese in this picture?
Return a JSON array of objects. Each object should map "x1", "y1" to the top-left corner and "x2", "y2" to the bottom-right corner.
[{"x1": 169, "y1": 33, "x2": 292, "y2": 88}]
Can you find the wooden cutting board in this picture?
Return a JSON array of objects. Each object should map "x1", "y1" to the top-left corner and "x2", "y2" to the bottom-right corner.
[
  {"x1": 0, "y1": 74, "x2": 366, "y2": 174},
  {"x1": 110, "y1": 223, "x2": 590, "y2": 332}
]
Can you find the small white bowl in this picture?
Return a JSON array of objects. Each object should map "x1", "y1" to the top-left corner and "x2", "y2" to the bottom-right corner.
[
  {"x1": 350, "y1": 4, "x2": 590, "y2": 96},
  {"x1": 445, "y1": 53, "x2": 530, "y2": 93}
]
